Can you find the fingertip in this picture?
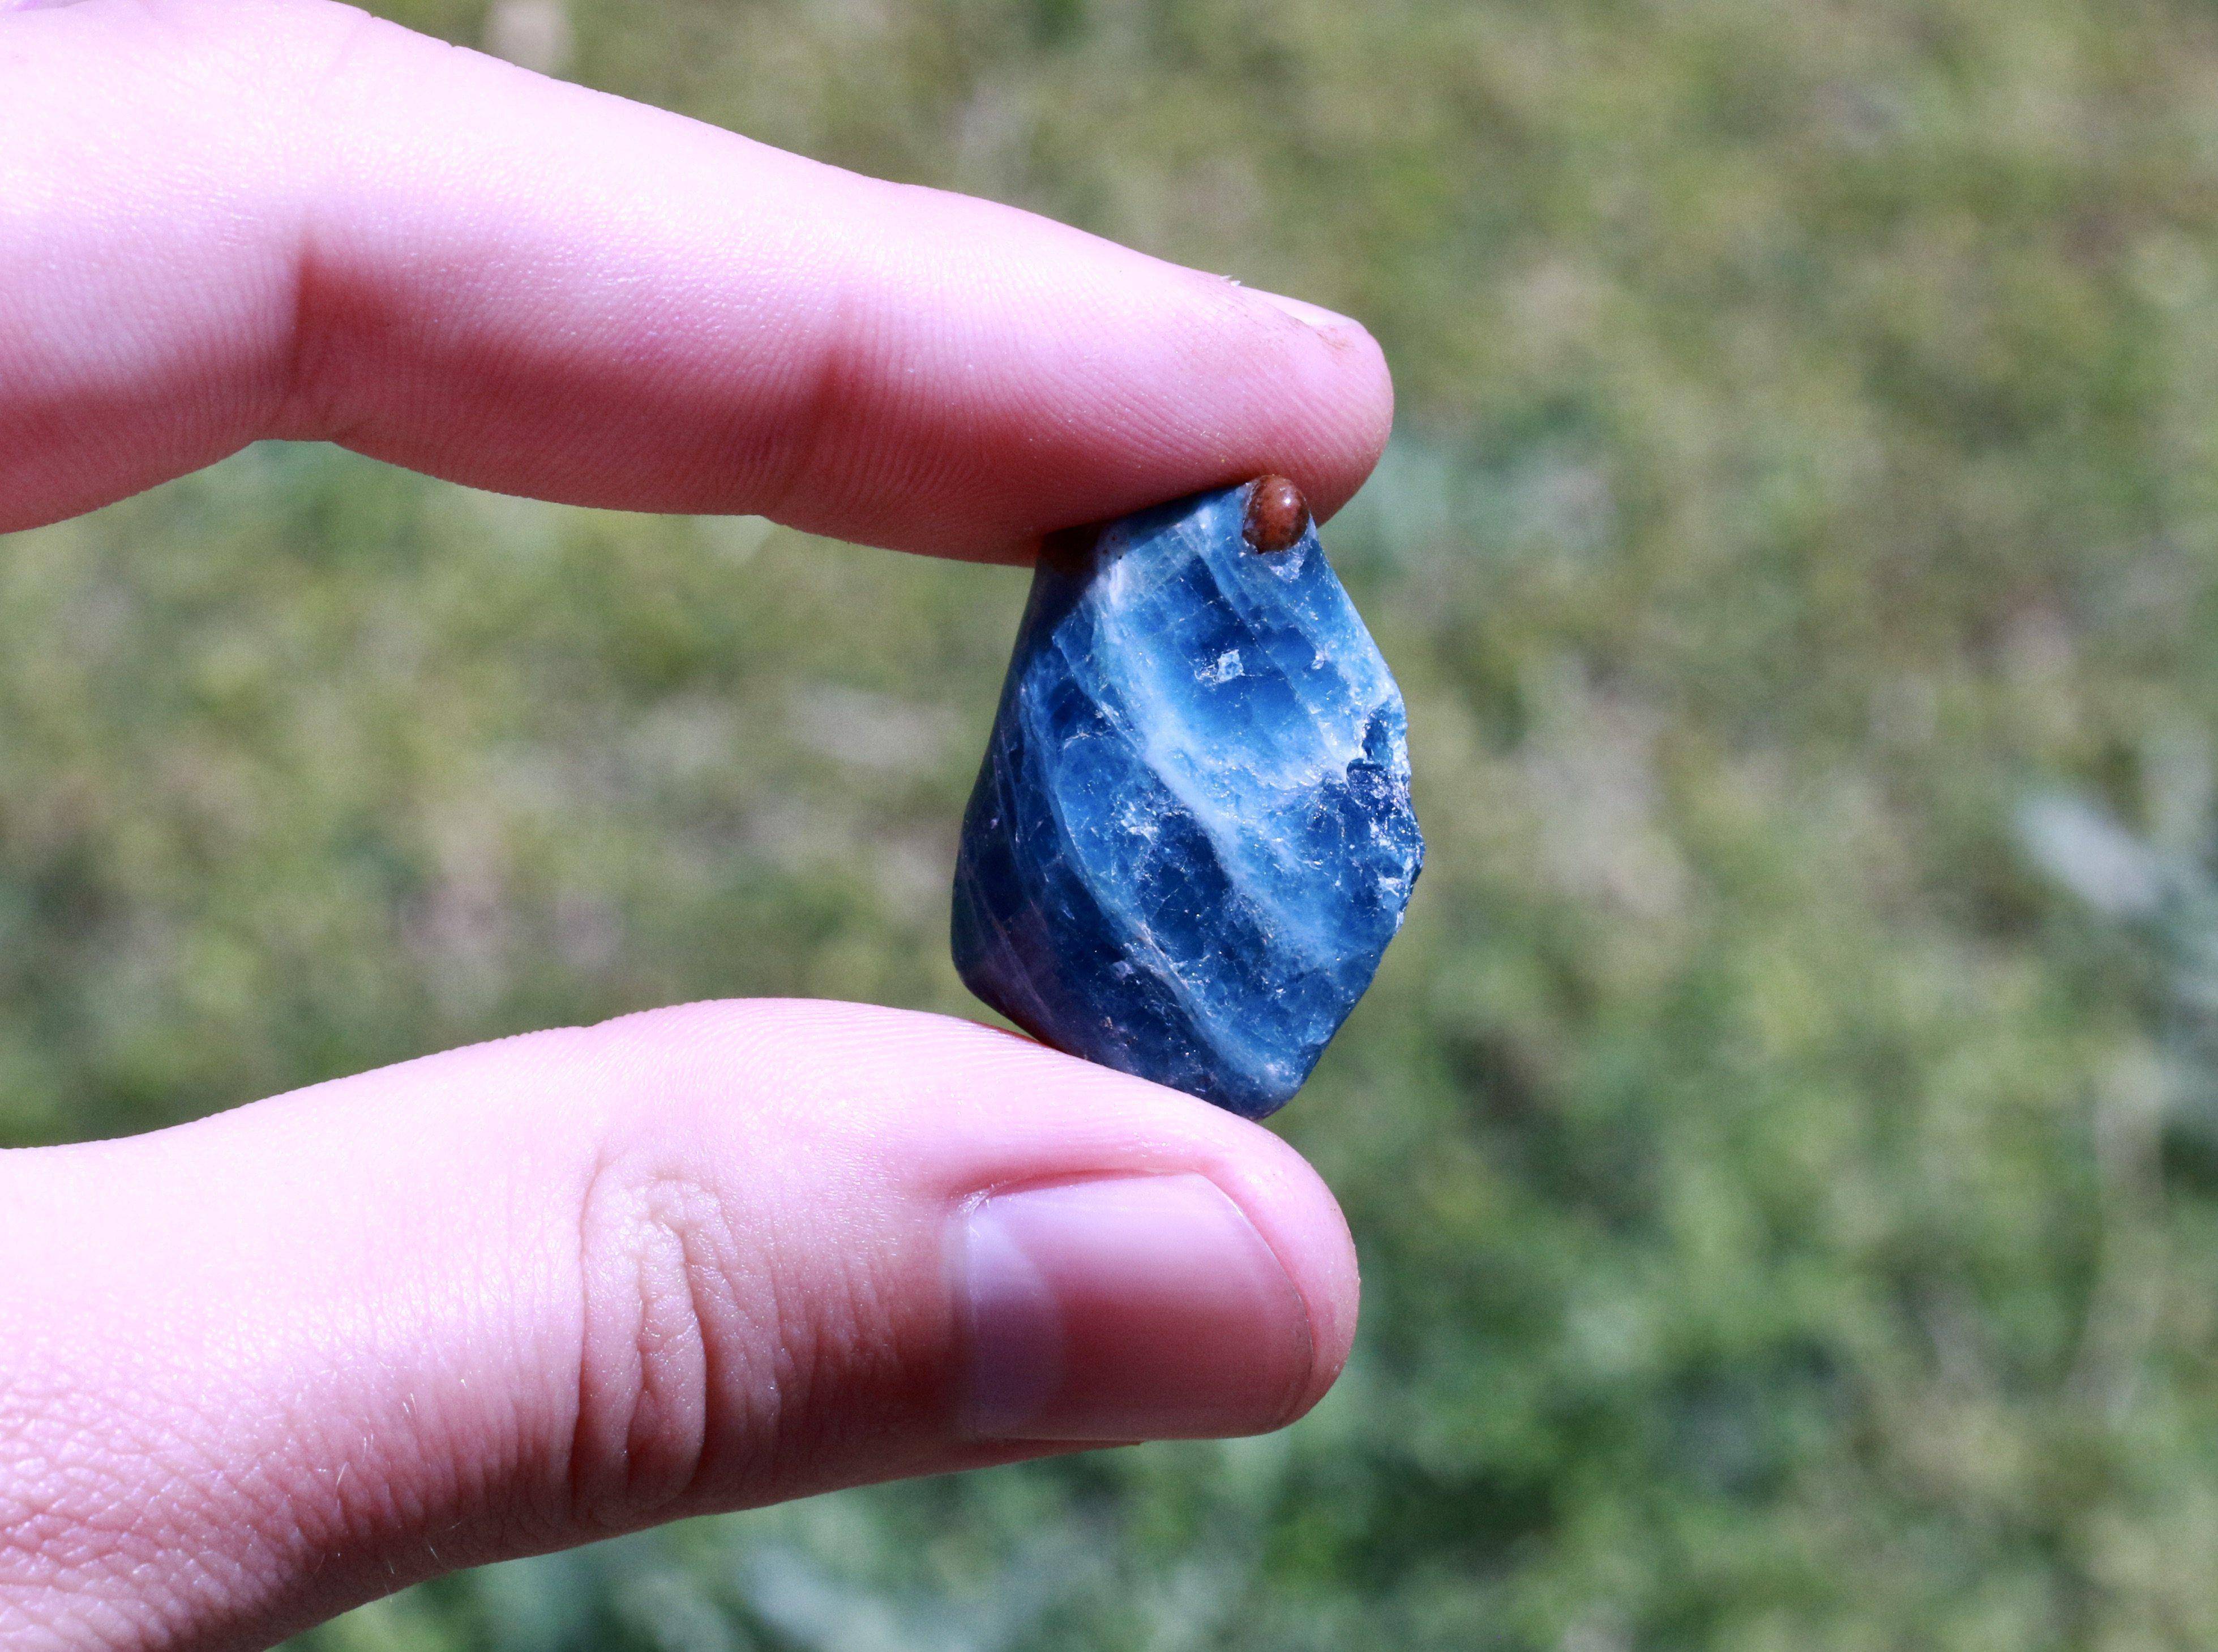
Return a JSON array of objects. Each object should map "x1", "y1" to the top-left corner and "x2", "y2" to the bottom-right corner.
[
  {"x1": 1236, "y1": 1129, "x2": 1361, "y2": 1427},
  {"x1": 793, "y1": 1003, "x2": 1363, "y2": 1433},
  {"x1": 1238, "y1": 286, "x2": 1396, "y2": 525}
]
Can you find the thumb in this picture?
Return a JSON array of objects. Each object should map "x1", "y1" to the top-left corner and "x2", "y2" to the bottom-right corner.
[{"x1": 0, "y1": 1000, "x2": 1356, "y2": 1651}]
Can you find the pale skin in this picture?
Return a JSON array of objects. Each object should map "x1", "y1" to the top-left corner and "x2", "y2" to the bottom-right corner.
[{"x1": 0, "y1": 1, "x2": 1396, "y2": 1647}]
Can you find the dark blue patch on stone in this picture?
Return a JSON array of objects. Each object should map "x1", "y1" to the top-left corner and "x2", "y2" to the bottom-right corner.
[{"x1": 952, "y1": 481, "x2": 1423, "y2": 1118}]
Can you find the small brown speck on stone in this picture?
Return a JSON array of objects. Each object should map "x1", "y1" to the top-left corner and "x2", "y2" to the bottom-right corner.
[{"x1": 1243, "y1": 475, "x2": 1308, "y2": 554}]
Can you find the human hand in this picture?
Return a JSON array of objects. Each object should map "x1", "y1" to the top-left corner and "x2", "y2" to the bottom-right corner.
[{"x1": 0, "y1": 2, "x2": 1391, "y2": 1647}]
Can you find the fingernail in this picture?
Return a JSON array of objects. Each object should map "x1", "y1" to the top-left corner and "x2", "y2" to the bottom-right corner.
[
  {"x1": 956, "y1": 1174, "x2": 1314, "y2": 1441},
  {"x1": 1249, "y1": 286, "x2": 1362, "y2": 336}
]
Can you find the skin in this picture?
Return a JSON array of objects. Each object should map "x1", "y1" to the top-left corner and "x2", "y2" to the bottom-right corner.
[{"x1": 0, "y1": 2, "x2": 1395, "y2": 1648}]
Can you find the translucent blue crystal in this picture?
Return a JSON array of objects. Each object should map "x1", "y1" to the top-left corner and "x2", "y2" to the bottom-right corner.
[{"x1": 952, "y1": 481, "x2": 1423, "y2": 1118}]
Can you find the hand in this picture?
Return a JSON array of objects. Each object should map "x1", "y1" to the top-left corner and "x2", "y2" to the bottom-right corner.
[{"x1": 0, "y1": 2, "x2": 1391, "y2": 1647}]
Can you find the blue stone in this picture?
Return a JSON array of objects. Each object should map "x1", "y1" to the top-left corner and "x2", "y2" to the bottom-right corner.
[{"x1": 951, "y1": 479, "x2": 1423, "y2": 1119}]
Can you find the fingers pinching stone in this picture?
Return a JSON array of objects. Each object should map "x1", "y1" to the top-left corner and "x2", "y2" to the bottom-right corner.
[
  {"x1": 1242, "y1": 474, "x2": 1309, "y2": 554},
  {"x1": 951, "y1": 478, "x2": 1423, "y2": 1119}
]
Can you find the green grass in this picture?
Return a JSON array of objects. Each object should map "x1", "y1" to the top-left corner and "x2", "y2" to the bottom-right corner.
[{"x1": 10, "y1": 0, "x2": 2218, "y2": 1645}]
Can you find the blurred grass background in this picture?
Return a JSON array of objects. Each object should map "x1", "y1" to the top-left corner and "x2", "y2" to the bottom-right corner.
[{"x1": 9, "y1": 0, "x2": 2218, "y2": 1644}]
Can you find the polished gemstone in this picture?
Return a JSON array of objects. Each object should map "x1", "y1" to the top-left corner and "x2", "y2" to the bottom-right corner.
[{"x1": 951, "y1": 478, "x2": 1423, "y2": 1118}]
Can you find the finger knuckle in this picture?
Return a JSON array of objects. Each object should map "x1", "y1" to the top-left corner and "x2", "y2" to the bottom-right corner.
[
  {"x1": 570, "y1": 1157, "x2": 729, "y2": 1526},
  {"x1": 567, "y1": 1137, "x2": 868, "y2": 1531}
]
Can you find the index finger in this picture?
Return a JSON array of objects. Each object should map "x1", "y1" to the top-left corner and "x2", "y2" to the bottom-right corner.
[{"x1": 0, "y1": 0, "x2": 1393, "y2": 556}]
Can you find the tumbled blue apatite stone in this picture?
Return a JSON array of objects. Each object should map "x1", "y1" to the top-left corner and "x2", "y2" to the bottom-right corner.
[{"x1": 951, "y1": 477, "x2": 1423, "y2": 1119}]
